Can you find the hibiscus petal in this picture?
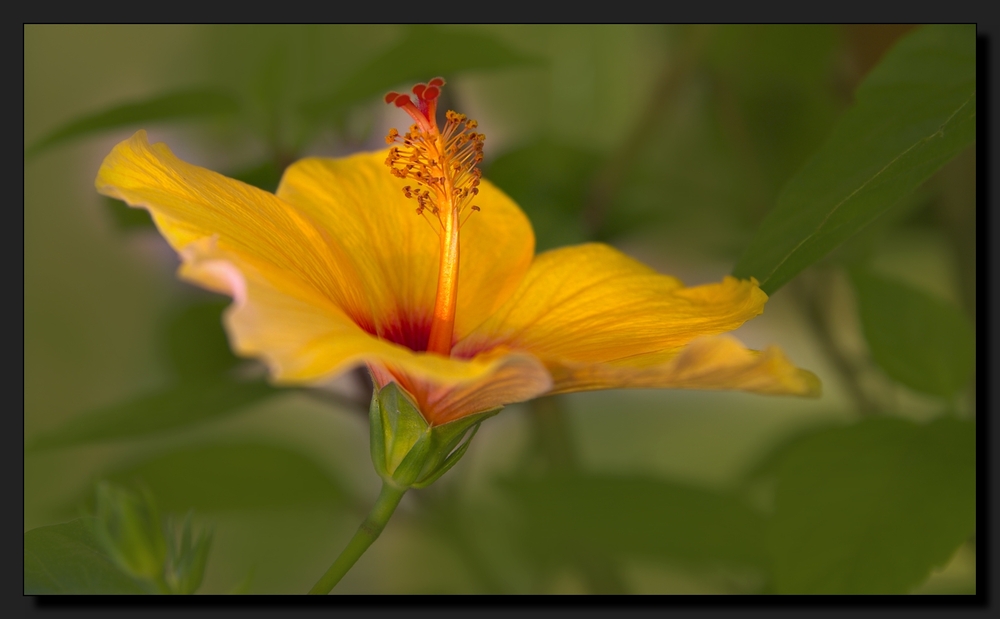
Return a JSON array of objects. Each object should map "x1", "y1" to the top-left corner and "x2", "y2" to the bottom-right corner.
[
  {"x1": 276, "y1": 152, "x2": 535, "y2": 344},
  {"x1": 369, "y1": 347, "x2": 553, "y2": 426},
  {"x1": 545, "y1": 335, "x2": 821, "y2": 396},
  {"x1": 455, "y1": 243, "x2": 765, "y2": 362},
  {"x1": 95, "y1": 131, "x2": 373, "y2": 324},
  {"x1": 178, "y1": 237, "x2": 553, "y2": 414},
  {"x1": 454, "y1": 243, "x2": 817, "y2": 397}
]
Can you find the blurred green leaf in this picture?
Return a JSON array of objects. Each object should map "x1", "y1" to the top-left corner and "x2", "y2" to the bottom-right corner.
[
  {"x1": 164, "y1": 300, "x2": 241, "y2": 381},
  {"x1": 709, "y1": 25, "x2": 837, "y2": 87},
  {"x1": 99, "y1": 442, "x2": 350, "y2": 512},
  {"x1": 769, "y1": 416, "x2": 976, "y2": 593},
  {"x1": 25, "y1": 518, "x2": 147, "y2": 594},
  {"x1": 502, "y1": 473, "x2": 768, "y2": 571},
  {"x1": 103, "y1": 196, "x2": 156, "y2": 231},
  {"x1": 229, "y1": 566, "x2": 256, "y2": 594},
  {"x1": 26, "y1": 300, "x2": 277, "y2": 451},
  {"x1": 851, "y1": 269, "x2": 975, "y2": 398},
  {"x1": 707, "y1": 25, "x2": 841, "y2": 204},
  {"x1": 302, "y1": 25, "x2": 542, "y2": 121},
  {"x1": 486, "y1": 140, "x2": 601, "y2": 251},
  {"x1": 229, "y1": 160, "x2": 285, "y2": 193},
  {"x1": 740, "y1": 420, "x2": 847, "y2": 484},
  {"x1": 733, "y1": 25, "x2": 976, "y2": 294},
  {"x1": 26, "y1": 379, "x2": 276, "y2": 451},
  {"x1": 25, "y1": 88, "x2": 240, "y2": 158}
]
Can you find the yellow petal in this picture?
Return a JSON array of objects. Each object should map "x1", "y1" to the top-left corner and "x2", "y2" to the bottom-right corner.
[
  {"x1": 455, "y1": 243, "x2": 765, "y2": 363},
  {"x1": 276, "y1": 151, "x2": 535, "y2": 344},
  {"x1": 178, "y1": 236, "x2": 552, "y2": 423},
  {"x1": 95, "y1": 131, "x2": 373, "y2": 326},
  {"x1": 545, "y1": 335, "x2": 821, "y2": 396}
]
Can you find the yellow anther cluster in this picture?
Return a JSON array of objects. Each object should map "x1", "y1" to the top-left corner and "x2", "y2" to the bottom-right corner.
[{"x1": 384, "y1": 109, "x2": 485, "y2": 231}]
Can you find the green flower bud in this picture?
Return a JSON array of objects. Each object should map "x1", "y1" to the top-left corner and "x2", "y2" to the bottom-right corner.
[
  {"x1": 369, "y1": 382, "x2": 498, "y2": 490},
  {"x1": 91, "y1": 481, "x2": 167, "y2": 585},
  {"x1": 163, "y1": 511, "x2": 212, "y2": 595}
]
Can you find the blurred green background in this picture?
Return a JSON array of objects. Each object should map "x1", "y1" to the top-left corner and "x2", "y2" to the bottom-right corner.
[{"x1": 25, "y1": 25, "x2": 976, "y2": 594}]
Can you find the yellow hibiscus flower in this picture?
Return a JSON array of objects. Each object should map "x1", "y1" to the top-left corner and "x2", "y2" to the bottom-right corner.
[
  {"x1": 96, "y1": 78, "x2": 820, "y2": 592},
  {"x1": 95, "y1": 80, "x2": 818, "y2": 429}
]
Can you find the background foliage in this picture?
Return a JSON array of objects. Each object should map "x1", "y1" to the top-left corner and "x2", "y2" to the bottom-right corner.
[{"x1": 25, "y1": 24, "x2": 977, "y2": 594}]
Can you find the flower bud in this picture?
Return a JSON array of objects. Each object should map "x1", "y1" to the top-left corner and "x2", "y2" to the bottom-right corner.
[
  {"x1": 369, "y1": 382, "x2": 497, "y2": 489},
  {"x1": 91, "y1": 481, "x2": 167, "y2": 584},
  {"x1": 163, "y1": 511, "x2": 212, "y2": 595}
]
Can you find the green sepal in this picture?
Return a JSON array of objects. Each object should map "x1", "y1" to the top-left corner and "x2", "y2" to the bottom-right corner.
[
  {"x1": 369, "y1": 382, "x2": 498, "y2": 489},
  {"x1": 409, "y1": 422, "x2": 483, "y2": 489}
]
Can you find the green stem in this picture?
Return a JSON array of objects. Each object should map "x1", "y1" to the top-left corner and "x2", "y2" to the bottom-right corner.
[{"x1": 308, "y1": 481, "x2": 406, "y2": 594}]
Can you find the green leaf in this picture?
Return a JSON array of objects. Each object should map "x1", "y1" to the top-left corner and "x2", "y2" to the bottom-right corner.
[
  {"x1": 98, "y1": 442, "x2": 350, "y2": 512},
  {"x1": 502, "y1": 474, "x2": 768, "y2": 571},
  {"x1": 769, "y1": 416, "x2": 976, "y2": 593},
  {"x1": 851, "y1": 269, "x2": 975, "y2": 398},
  {"x1": 26, "y1": 379, "x2": 276, "y2": 451},
  {"x1": 25, "y1": 300, "x2": 279, "y2": 452},
  {"x1": 733, "y1": 25, "x2": 976, "y2": 294},
  {"x1": 25, "y1": 518, "x2": 148, "y2": 594},
  {"x1": 25, "y1": 88, "x2": 240, "y2": 158},
  {"x1": 163, "y1": 300, "x2": 242, "y2": 381},
  {"x1": 103, "y1": 197, "x2": 156, "y2": 231},
  {"x1": 301, "y1": 25, "x2": 542, "y2": 120},
  {"x1": 740, "y1": 420, "x2": 846, "y2": 484},
  {"x1": 485, "y1": 140, "x2": 601, "y2": 251},
  {"x1": 229, "y1": 160, "x2": 285, "y2": 193}
]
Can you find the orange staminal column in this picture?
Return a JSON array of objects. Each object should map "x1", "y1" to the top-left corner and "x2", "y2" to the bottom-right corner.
[
  {"x1": 426, "y1": 191, "x2": 460, "y2": 355},
  {"x1": 384, "y1": 78, "x2": 484, "y2": 356}
]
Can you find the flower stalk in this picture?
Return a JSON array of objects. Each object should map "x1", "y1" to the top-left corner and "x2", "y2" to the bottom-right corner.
[
  {"x1": 309, "y1": 382, "x2": 497, "y2": 593},
  {"x1": 308, "y1": 481, "x2": 406, "y2": 595}
]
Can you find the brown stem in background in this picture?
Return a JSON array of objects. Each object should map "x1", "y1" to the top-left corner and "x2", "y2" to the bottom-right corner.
[
  {"x1": 524, "y1": 26, "x2": 714, "y2": 594},
  {"x1": 792, "y1": 271, "x2": 878, "y2": 416},
  {"x1": 838, "y1": 25, "x2": 918, "y2": 96},
  {"x1": 582, "y1": 25, "x2": 715, "y2": 238},
  {"x1": 935, "y1": 147, "x2": 977, "y2": 417},
  {"x1": 709, "y1": 70, "x2": 774, "y2": 224}
]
